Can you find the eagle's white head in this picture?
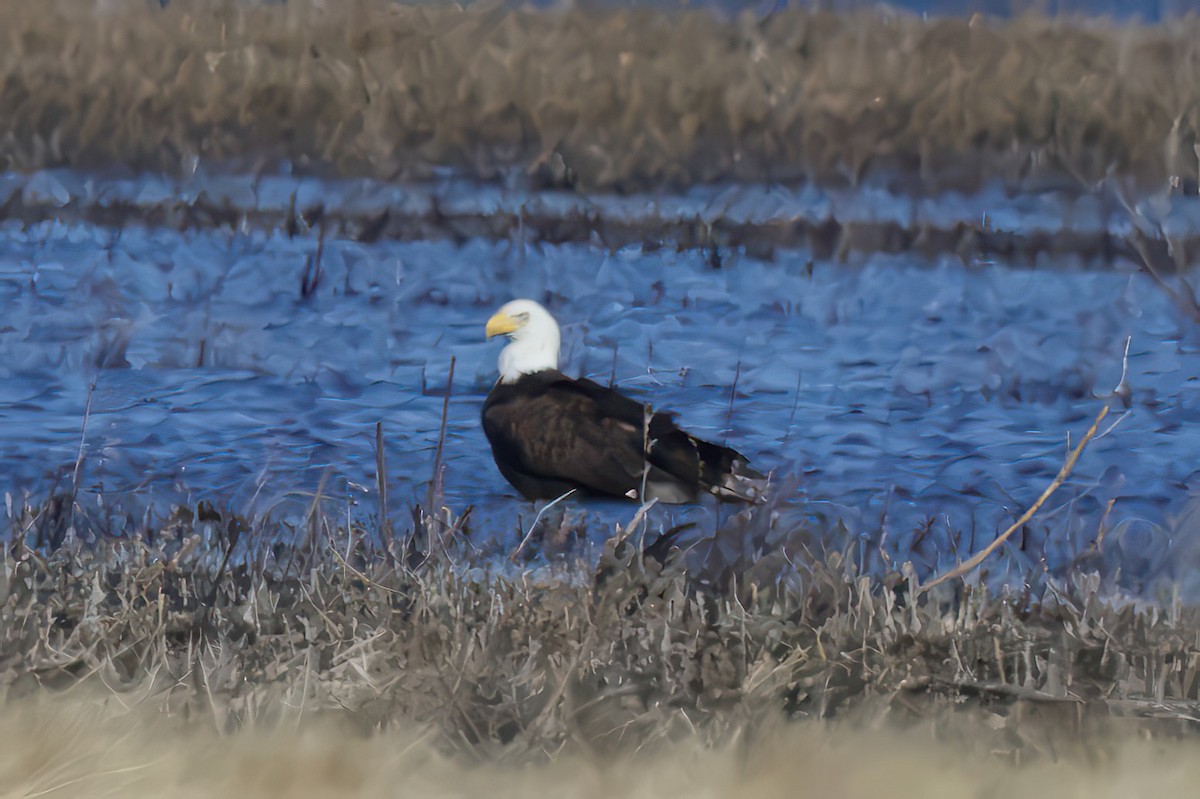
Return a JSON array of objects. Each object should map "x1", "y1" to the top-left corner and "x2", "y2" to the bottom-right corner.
[{"x1": 486, "y1": 299, "x2": 561, "y2": 383}]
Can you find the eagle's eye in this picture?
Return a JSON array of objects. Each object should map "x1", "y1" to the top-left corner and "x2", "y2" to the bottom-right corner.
[{"x1": 516, "y1": 312, "x2": 530, "y2": 322}]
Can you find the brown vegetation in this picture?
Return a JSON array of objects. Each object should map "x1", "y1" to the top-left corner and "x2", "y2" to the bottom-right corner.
[
  {"x1": 2, "y1": 1, "x2": 1200, "y2": 193},
  {"x1": 5, "y1": 488, "x2": 1200, "y2": 772}
]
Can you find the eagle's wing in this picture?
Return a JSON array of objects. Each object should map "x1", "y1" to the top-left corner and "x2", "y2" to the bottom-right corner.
[
  {"x1": 482, "y1": 375, "x2": 650, "y2": 498},
  {"x1": 571, "y1": 377, "x2": 763, "y2": 502}
]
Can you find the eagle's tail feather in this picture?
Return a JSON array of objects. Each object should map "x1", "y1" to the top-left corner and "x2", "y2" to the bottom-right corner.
[
  {"x1": 710, "y1": 457, "x2": 769, "y2": 503},
  {"x1": 685, "y1": 434, "x2": 768, "y2": 504}
]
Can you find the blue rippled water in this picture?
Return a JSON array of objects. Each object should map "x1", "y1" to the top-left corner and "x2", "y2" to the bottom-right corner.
[{"x1": 2, "y1": 179, "x2": 1199, "y2": 588}]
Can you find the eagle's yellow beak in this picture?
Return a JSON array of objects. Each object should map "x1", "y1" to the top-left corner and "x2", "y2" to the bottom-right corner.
[{"x1": 485, "y1": 312, "x2": 520, "y2": 339}]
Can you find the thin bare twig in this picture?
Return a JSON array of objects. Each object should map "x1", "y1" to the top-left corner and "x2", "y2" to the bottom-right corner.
[
  {"x1": 510, "y1": 489, "x2": 576, "y2": 562},
  {"x1": 616, "y1": 497, "x2": 660, "y2": 546},
  {"x1": 725, "y1": 355, "x2": 742, "y2": 426},
  {"x1": 376, "y1": 421, "x2": 390, "y2": 540},
  {"x1": 427, "y1": 354, "x2": 456, "y2": 513},
  {"x1": 920, "y1": 405, "x2": 1109, "y2": 595},
  {"x1": 68, "y1": 379, "x2": 97, "y2": 527},
  {"x1": 781, "y1": 370, "x2": 803, "y2": 447},
  {"x1": 325, "y1": 530, "x2": 403, "y2": 595},
  {"x1": 1096, "y1": 497, "x2": 1117, "y2": 552},
  {"x1": 639, "y1": 402, "x2": 651, "y2": 505},
  {"x1": 1118, "y1": 197, "x2": 1200, "y2": 322}
]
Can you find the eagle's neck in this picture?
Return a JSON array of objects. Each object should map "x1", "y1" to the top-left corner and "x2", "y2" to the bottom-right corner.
[{"x1": 498, "y1": 334, "x2": 559, "y2": 383}]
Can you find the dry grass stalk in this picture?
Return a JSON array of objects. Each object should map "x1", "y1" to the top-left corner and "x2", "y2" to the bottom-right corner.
[
  {"x1": 427, "y1": 354, "x2": 456, "y2": 514},
  {"x1": 374, "y1": 421, "x2": 389, "y2": 540},
  {"x1": 2, "y1": 483, "x2": 1199, "y2": 772},
  {"x1": 920, "y1": 405, "x2": 1109, "y2": 594},
  {"x1": 510, "y1": 489, "x2": 576, "y2": 563},
  {"x1": 3, "y1": 3, "x2": 1200, "y2": 194}
]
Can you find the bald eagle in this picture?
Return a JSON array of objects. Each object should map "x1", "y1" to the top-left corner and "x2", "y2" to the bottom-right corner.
[{"x1": 482, "y1": 299, "x2": 765, "y2": 504}]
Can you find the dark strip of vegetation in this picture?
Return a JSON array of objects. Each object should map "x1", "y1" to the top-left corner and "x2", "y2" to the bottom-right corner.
[{"x1": 0, "y1": 180, "x2": 1182, "y2": 270}]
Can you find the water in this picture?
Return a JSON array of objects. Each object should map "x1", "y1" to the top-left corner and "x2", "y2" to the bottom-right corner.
[{"x1": 3, "y1": 183, "x2": 1199, "y2": 584}]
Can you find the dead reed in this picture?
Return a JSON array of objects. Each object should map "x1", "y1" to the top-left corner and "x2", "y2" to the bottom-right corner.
[
  {"x1": 3, "y1": 481, "x2": 1200, "y2": 768},
  {"x1": 3, "y1": 2, "x2": 1200, "y2": 194}
]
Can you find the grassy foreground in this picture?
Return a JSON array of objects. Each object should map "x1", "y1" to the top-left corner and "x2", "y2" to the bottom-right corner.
[
  {"x1": 4, "y1": 492, "x2": 1200, "y2": 795},
  {"x1": 5, "y1": 691, "x2": 1200, "y2": 798}
]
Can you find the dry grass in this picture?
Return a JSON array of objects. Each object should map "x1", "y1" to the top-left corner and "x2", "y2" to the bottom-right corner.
[
  {"x1": 4, "y1": 489, "x2": 1200, "y2": 780},
  {"x1": 5, "y1": 690, "x2": 1200, "y2": 798},
  {"x1": 3, "y1": 1, "x2": 1200, "y2": 193}
]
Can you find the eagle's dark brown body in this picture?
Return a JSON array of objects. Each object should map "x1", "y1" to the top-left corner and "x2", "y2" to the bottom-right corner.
[{"x1": 482, "y1": 370, "x2": 762, "y2": 504}]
